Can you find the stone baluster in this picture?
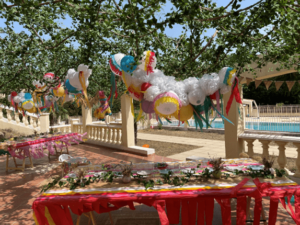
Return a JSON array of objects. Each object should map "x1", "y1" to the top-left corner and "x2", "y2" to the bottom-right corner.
[
  {"x1": 94, "y1": 127, "x2": 98, "y2": 141},
  {"x1": 24, "y1": 115, "x2": 29, "y2": 126},
  {"x1": 119, "y1": 129, "x2": 122, "y2": 144},
  {"x1": 30, "y1": 116, "x2": 34, "y2": 127},
  {"x1": 0, "y1": 108, "x2": 3, "y2": 120},
  {"x1": 90, "y1": 126, "x2": 94, "y2": 140},
  {"x1": 293, "y1": 143, "x2": 300, "y2": 178},
  {"x1": 275, "y1": 141, "x2": 288, "y2": 170},
  {"x1": 107, "y1": 128, "x2": 112, "y2": 143},
  {"x1": 99, "y1": 127, "x2": 103, "y2": 141},
  {"x1": 112, "y1": 128, "x2": 116, "y2": 144},
  {"x1": 245, "y1": 139, "x2": 255, "y2": 157},
  {"x1": 259, "y1": 140, "x2": 271, "y2": 159},
  {"x1": 103, "y1": 127, "x2": 107, "y2": 142},
  {"x1": 7, "y1": 109, "x2": 12, "y2": 122},
  {"x1": 116, "y1": 129, "x2": 120, "y2": 144},
  {"x1": 15, "y1": 112, "x2": 20, "y2": 124}
]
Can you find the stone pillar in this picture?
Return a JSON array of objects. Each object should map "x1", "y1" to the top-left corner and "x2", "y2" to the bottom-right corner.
[
  {"x1": 81, "y1": 106, "x2": 92, "y2": 133},
  {"x1": 223, "y1": 85, "x2": 245, "y2": 158},
  {"x1": 183, "y1": 121, "x2": 188, "y2": 131},
  {"x1": 275, "y1": 141, "x2": 287, "y2": 170},
  {"x1": 259, "y1": 140, "x2": 271, "y2": 159},
  {"x1": 245, "y1": 139, "x2": 255, "y2": 157},
  {"x1": 293, "y1": 143, "x2": 300, "y2": 178},
  {"x1": 70, "y1": 119, "x2": 80, "y2": 133},
  {"x1": 118, "y1": 112, "x2": 122, "y2": 120},
  {"x1": 121, "y1": 94, "x2": 135, "y2": 147},
  {"x1": 39, "y1": 113, "x2": 50, "y2": 133}
]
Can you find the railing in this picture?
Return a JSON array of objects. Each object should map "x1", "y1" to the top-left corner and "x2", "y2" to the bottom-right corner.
[
  {"x1": 86, "y1": 124, "x2": 122, "y2": 145},
  {"x1": 239, "y1": 133, "x2": 300, "y2": 177},
  {"x1": 246, "y1": 106, "x2": 300, "y2": 133},
  {"x1": 49, "y1": 124, "x2": 72, "y2": 133},
  {"x1": 0, "y1": 104, "x2": 40, "y2": 131},
  {"x1": 73, "y1": 123, "x2": 84, "y2": 134}
]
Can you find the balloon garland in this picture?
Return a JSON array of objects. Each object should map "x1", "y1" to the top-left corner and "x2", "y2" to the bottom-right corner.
[
  {"x1": 8, "y1": 64, "x2": 92, "y2": 116},
  {"x1": 109, "y1": 51, "x2": 242, "y2": 129}
]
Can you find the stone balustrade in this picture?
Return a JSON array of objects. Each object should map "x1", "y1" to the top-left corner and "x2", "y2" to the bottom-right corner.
[
  {"x1": 86, "y1": 124, "x2": 122, "y2": 145},
  {"x1": 239, "y1": 133, "x2": 300, "y2": 177},
  {"x1": 0, "y1": 104, "x2": 49, "y2": 134},
  {"x1": 49, "y1": 124, "x2": 72, "y2": 133}
]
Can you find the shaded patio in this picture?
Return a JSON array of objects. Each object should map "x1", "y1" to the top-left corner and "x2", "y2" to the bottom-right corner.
[{"x1": 0, "y1": 143, "x2": 297, "y2": 225}]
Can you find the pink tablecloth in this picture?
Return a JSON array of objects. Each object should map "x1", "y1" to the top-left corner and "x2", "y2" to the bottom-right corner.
[{"x1": 8, "y1": 133, "x2": 86, "y2": 159}]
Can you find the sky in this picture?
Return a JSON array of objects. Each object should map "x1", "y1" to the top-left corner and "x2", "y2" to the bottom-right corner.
[{"x1": 0, "y1": 0, "x2": 257, "y2": 47}]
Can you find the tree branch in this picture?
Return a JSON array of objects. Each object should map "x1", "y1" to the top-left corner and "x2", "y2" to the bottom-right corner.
[
  {"x1": 111, "y1": 31, "x2": 130, "y2": 38},
  {"x1": 47, "y1": 32, "x2": 75, "y2": 49},
  {"x1": 112, "y1": 0, "x2": 122, "y2": 11},
  {"x1": 6, "y1": 0, "x2": 63, "y2": 8},
  {"x1": 195, "y1": 0, "x2": 262, "y2": 22},
  {"x1": 192, "y1": 30, "x2": 218, "y2": 62},
  {"x1": 29, "y1": 26, "x2": 44, "y2": 44},
  {"x1": 286, "y1": 5, "x2": 300, "y2": 13}
]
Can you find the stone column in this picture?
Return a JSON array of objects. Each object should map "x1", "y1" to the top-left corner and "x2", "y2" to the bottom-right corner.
[
  {"x1": 245, "y1": 139, "x2": 255, "y2": 157},
  {"x1": 259, "y1": 140, "x2": 271, "y2": 159},
  {"x1": 70, "y1": 119, "x2": 80, "y2": 133},
  {"x1": 275, "y1": 141, "x2": 287, "y2": 170},
  {"x1": 223, "y1": 85, "x2": 245, "y2": 158},
  {"x1": 293, "y1": 143, "x2": 300, "y2": 178},
  {"x1": 121, "y1": 94, "x2": 135, "y2": 148},
  {"x1": 39, "y1": 113, "x2": 50, "y2": 133},
  {"x1": 81, "y1": 106, "x2": 92, "y2": 133}
]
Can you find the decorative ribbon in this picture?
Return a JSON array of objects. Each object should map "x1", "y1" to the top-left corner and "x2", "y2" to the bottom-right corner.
[
  {"x1": 108, "y1": 72, "x2": 117, "y2": 106},
  {"x1": 79, "y1": 71, "x2": 91, "y2": 108},
  {"x1": 226, "y1": 77, "x2": 242, "y2": 115}
]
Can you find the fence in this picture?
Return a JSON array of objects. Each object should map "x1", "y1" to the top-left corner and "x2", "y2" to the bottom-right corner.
[{"x1": 0, "y1": 104, "x2": 48, "y2": 134}]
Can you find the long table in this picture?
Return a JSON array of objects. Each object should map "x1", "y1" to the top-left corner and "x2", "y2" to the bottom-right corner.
[
  {"x1": 32, "y1": 159, "x2": 300, "y2": 225},
  {"x1": 3, "y1": 133, "x2": 86, "y2": 171}
]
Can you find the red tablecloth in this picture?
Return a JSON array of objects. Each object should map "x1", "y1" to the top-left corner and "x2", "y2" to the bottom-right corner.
[{"x1": 32, "y1": 177, "x2": 300, "y2": 225}]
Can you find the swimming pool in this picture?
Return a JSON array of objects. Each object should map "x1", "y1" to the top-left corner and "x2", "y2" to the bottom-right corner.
[{"x1": 162, "y1": 120, "x2": 300, "y2": 133}]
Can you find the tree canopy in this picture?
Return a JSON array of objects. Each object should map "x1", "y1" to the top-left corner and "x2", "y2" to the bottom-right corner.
[{"x1": 0, "y1": 0, "x2": 300, "y2": 101}]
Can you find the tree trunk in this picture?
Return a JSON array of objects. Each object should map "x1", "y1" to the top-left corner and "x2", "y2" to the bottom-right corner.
[{"x1": 134, "y1": 122, "x2": 137, "y2": 145}]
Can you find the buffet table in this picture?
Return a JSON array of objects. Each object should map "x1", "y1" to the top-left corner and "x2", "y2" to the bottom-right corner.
[
  {"x1": 2, "y1": 133, "x2": 86, "y2": 171},
  {"x1": 32, "y1": 159, "x2": 300, "y2": 225}
]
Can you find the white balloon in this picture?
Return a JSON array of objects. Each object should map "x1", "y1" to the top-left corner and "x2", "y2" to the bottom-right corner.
[{"x1": 66, "y1": 64, "x2": 91, "y2": 90}]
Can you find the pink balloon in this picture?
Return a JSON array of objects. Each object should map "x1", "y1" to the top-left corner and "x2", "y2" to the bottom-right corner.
[{"x1": 141, "y1": 99, "x2": 154, "y2": 114}]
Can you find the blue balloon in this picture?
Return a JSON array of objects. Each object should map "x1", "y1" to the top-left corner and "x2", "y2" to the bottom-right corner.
[
  {"x1": 120, "y1": 55, "x2": 137, "y2": 73},
  {"x1": 24, "y1": 93, "x2": 32, "y2": 100}
]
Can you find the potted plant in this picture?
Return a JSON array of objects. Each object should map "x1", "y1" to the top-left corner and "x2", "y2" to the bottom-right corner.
[
  {"x1": 209, "y1": 158, "x2": 224, "y2": 179},
  {"x1": 155, "y1": 162, "x2": 168, "y2": 170}
]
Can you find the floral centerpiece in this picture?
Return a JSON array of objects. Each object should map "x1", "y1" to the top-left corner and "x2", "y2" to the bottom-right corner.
[
  {"x1": 114, "y1": 161, "x2": 133, "y2": 183},
  {"x1": 155, "y1": 162, "x2": 168, "y2": 170},
  {"x1": 208, "y1": 157, "x2": 224, "y2": 179}
]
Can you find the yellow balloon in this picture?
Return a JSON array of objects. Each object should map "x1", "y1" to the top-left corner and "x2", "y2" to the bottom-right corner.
[
  {"x1": 53, "y1": 86, "x2": 65, "y2": 97},
  {"x1": 174, "y1": 104, "x2": 193, "y2": 122},
  {"x1": 26, "y1": 107, "x2": 37, "y2": 114}
]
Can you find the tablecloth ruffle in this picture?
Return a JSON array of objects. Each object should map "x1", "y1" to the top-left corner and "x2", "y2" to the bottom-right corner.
[{"x1": 32, "y1": 178, "x2": 300, "y2": 225}]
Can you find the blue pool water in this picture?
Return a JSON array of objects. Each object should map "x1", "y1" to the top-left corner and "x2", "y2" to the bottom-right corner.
[{"x1": 163, "y1": 120, "x2": 300, "y2": 133}]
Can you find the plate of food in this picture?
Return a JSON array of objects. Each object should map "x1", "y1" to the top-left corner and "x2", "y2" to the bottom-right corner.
[
  {"x1": 225, "y1": 166, "x2": 244, "y2": 172},
  {"x1": 247, "y1": 165, "x2": 264, "y2": 171},
  {"x1": 155, "y1": 162, "x2": 168, "y2": 170},
  {"x1": 137, "y1": 170, "x2": 151, "y2": 176}
]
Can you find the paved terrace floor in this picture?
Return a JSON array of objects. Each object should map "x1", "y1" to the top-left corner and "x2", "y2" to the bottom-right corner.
[
  {"x1": 0, "y1": 141, "x2": 297, "y2": 225},
  {"x1": 138, "y1": 133, "x2": 298, "y2": 161},
  {"x1": 0, "y1": 144, "x2": 174, "y2": 225}
]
